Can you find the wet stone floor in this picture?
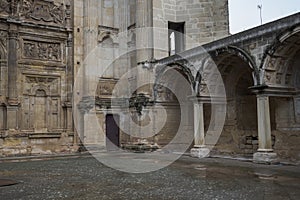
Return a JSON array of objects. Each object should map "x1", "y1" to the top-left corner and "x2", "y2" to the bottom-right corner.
[{"x1": 0, "y1": 154, "x2": 299, "y2": 200}]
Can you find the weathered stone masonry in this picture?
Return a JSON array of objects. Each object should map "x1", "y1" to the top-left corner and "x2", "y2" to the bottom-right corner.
[
  {"x1": 0, "y1": 0, "x2": 299, "y2": 164},
  {"x1": 0, "y1": 0, "x2": 75, "y2": 156},
  {"x1": 159, "y1": 13, "x2": 300, "y2": 163}
]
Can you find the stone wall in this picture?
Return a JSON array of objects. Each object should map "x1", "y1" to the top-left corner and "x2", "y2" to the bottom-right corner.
[
  {"x1": 153, "y1": 0, "x2": 229, "y2": 59},
  {"x1": 0, "y1": 0, "x2": 75, "y2": 156}
]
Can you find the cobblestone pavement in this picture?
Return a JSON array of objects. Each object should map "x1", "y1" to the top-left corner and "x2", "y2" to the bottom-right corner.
[{"x1": 0, "y1": 154, "x2": 299, "y2": 200}]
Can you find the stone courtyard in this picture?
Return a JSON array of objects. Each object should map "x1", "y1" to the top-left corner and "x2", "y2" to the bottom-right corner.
[
  {"x1": 0, "y1": 1, "x2": 299, "y2": 199},
  {"x1": 0, "y1": 154, "x2": 300, "y2": 200}
]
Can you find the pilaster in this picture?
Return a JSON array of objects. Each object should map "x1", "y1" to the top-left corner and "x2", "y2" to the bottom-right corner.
[
  {"x1": 6, "y1": 99, "x2": 19, "y2": 130},
  {"x1": 7, "y1": 24, "x2": 19, "y2": 131},
  {"x1": 7, "y1": 24, "x2": 18, "y2": 99}
]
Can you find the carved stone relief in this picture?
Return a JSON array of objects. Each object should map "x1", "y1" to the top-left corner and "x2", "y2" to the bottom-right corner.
[
  {"x1": 24, "y1": 75, "x2": 60, "y2": 96},
  {"x1": 0, "y1": 0, "x2": 10, "y2": 15},
  {"x1": 156, "y1": 85, "x2": 176, "y2": 102},
  {"x1": 97, "y1": 79, "x2": 117, "y2": 96},
  {"x1": 23, "y1": 40, "x2": 61, "y2": 61},
  {"x1": 21, "y1": 0, "x2": 65, "y2": 25},
  {"x1": 0, "y1": 30, "x2": 7, "y2": 57},
  {"x1": 98, "y1": 25, "x2": 119, "y2": 45},
  {"x1": 0, "y1": 0, "x2": 68, "y2": 27}
]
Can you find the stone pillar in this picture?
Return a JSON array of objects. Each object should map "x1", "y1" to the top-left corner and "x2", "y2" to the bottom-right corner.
[
  {"x1": 83, "y1": 0, "x2": 99, "y2": 96},
  {"x1": 190, "y1": 99, "x2": 210, "y2": 158},
  {"x1": 7, "y1": 25, "x2": 19, "y2": 130},
  {"x1": 253, "y1": 95, "x2": 277, "y2": 164},
  {"x1": 135, "y1": 0, "x2": 154, "y2": 96},
  {"x1": 193, "y1": 102, "x2": 205, "y2": 147}
]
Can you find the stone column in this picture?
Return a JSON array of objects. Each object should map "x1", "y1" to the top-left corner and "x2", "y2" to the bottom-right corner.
[
  {"x1": 7, "y1": 25, "x2": 19, "y2": 130},
  {"x1": 190, "y1": 99, "x2": 210, "y2": 158},
  {"x1": 253, "y1": 95, "x2": 277, "y2": 163},
  {"x1": 83, "y1": 0, "x2": 99, "y2": 96},
  {"x1": 193, "y1": 102, "x2": 205, "y2": 147},
  {"x1": 135, "y1": 0, "x2": 154, "y2": 96}
]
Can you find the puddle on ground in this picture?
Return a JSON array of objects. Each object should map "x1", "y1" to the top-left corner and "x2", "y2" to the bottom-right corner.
[{"x1": 0, "y1": 179, "x2": 19, "y2": 187}]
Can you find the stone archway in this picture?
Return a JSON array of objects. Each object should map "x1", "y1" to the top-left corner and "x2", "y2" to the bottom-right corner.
[
  {"x1": 202, "y1": 49, "x2": 257, "y2": 157},
  {"x1": 154, "y1": 63, "x2": 194, "y2": 148},
  {"x1": 261, "y1": 27, "x2": 300, "y2": 161}
]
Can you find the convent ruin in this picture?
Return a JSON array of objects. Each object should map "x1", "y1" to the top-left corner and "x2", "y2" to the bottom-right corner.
[{"x1": 0, "y1": 0, "x2": 299, "y2": 164}]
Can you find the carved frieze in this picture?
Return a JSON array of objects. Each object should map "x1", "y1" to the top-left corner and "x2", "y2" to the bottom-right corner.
[
  {"x1": 23, "y1": 40, "x2": 61, "y2": 61},
  {"x1": 21, "y1": 0, "x2": 65, "y2": 25},
  {"x1": 0, "y1": 0, "x2": 69, "y2": 27}
]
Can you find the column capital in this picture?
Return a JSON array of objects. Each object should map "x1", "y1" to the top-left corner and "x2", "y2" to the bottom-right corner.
[
  {"x1": 188, "y1": 95, "x2": 226, "y2": 104},
  {"x1": 256, "y1": 93, "x2": 269, "y2": 98},
  {"x1": 7, "y1": 98, "x2": 20, "y2": 106},
  {"x1": 8, "y1": 24, "x2": 19, "y2": 38}
]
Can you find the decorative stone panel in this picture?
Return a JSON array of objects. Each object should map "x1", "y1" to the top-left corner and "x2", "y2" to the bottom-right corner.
[
  {"x1": 22, "y1": 40, "x2": 62, "y2": 62},
  {"x1": 0, "y1": 30, "x2": 7, "y2": 54},
  {"x1": 21, "y1": 0, "x2": 65, "y2": 25},
  {"x1": 0, "y1": 0, "x2": 69, "y2": 28},
  {"x1": 98, "y1": 25, "x2": 119, "y2": 46},
  {"x1": 0, "y1": 0, "x2": 10, "y2": 15},
  {"x1": 97, "y1": 79, "x2": 117, "y2": 97},
  {"x1": 23, "y1": 74, "x2": 60, "y2": 96}
]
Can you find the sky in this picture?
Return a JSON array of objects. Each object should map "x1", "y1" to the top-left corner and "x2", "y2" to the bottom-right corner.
[{"x1": 229, "y1": 0, "x2": 300, "y2": 34}]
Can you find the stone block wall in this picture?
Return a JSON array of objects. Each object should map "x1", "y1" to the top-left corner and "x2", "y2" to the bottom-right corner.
[
  {"x1": 153, "y1": 0, "x2": 229, "y2": 59},
  {"x1": 0, "y1": 0, "x2": 75, "y2": 157}
]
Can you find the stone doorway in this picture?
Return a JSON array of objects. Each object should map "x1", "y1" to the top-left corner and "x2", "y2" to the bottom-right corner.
[{"x1": 105, "y1": 114, "x2": 120, "y2": 151}]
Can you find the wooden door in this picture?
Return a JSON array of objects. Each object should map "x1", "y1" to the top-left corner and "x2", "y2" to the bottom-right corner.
[{"x1": 105, "y1": 114, "x2": 120, "y2": 150}]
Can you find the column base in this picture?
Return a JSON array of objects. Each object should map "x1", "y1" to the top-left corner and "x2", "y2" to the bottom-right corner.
[
  {"x1": 253, "y1": 151, "x2": 278, "y2": 164},
  {"x1": 190, "y1": 147, "x2": 210, "y2": 158}
]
